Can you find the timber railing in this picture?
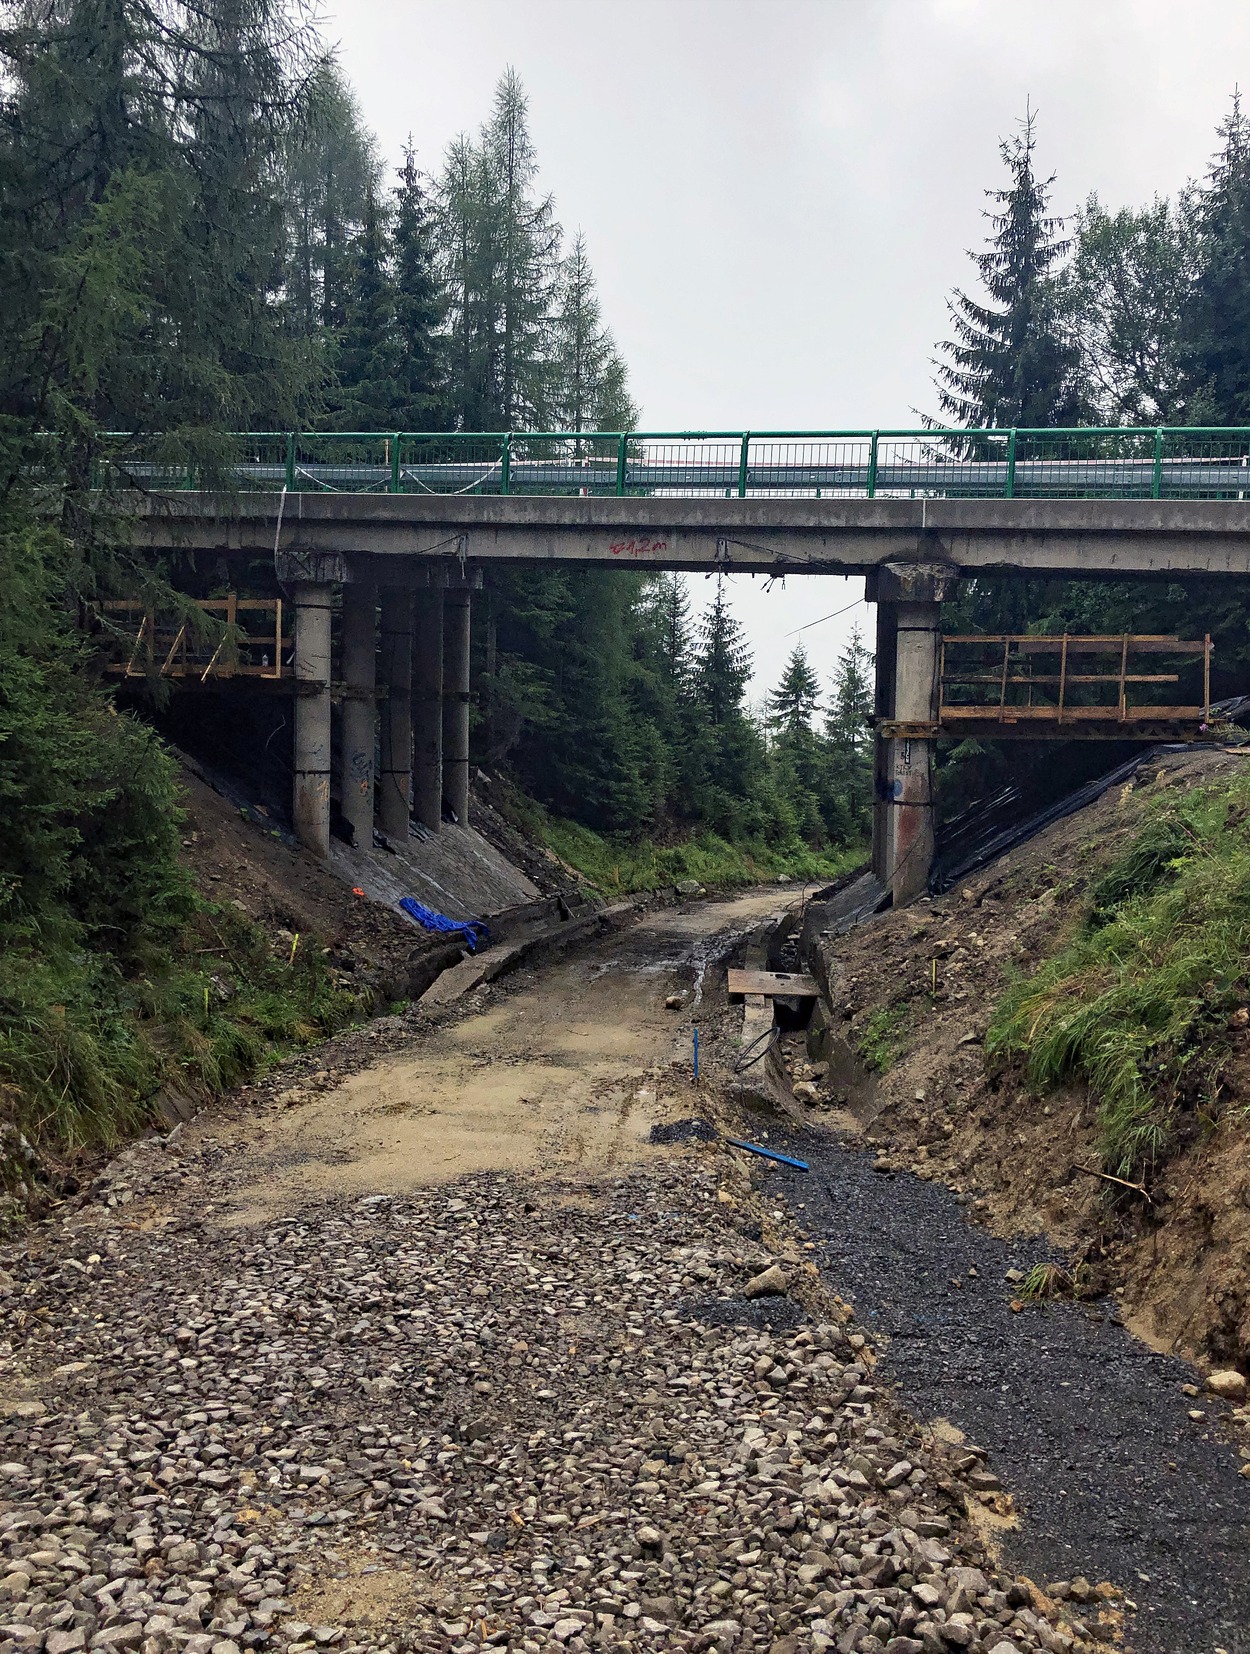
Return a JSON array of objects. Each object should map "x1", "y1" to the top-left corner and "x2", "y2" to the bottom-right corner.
[{"x1": 92, "y1": 426, "x2": 1250, "y2": 500}]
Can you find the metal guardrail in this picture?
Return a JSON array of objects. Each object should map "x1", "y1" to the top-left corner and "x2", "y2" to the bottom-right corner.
[{"x1": 93, "y1": 427, "x2": 1250, "y2": 500}]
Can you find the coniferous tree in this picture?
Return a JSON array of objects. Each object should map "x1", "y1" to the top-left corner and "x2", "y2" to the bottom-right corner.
[
  {"x1": 392, "y1": 146, "x2": 446, "y2": 429},
  {"x1": 482, "y1": 68, "x2": 559, "y2": 429},
  {"x1": 333, "y1": 186, "x2": 399, "y2": 429},
  {"x1": 767, "y1": 646, "x2": 824, "y2": 841},
  {"x1": 284, "y1": 59, "x2": 377, "y2": 342},
  {"x1": 551, "y1": 231, "x2": 637, "y2": 433},
  {"x1": 933, "y1": 108, "x2": 1081, "y2": 429},
  {"x1": 767, "y1": 646, "x2": 820, "y2": 740},
  {"x1": 1067, "y1": 193, "x2": 1196, "y2": 424},
  {"x1": 824, "y1": 627, "x2": 874, "y2": 837},
  {"x1": 1183, "y1": 93, "x2": 1250, "y2": 422},
  {"x1": 438, "y1": 132, "x2": 492, "y2": 429}
]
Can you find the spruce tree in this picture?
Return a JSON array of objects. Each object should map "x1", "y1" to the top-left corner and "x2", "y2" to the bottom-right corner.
[
  {"x1": 392, "y1": 146, "x2": 446, "y2": 429},
  {"x1": 551, "y1": 231, "x2": 637, "y2": 433},
  {"x1": 334, "y1": 185, "x2": 399, "y2": 429},
  {"x1": 824, "y1": 626, "x2": 874, "y2": 838},
  {"x1": 1183, "y1": 93, "x2": 1250, "y2": 422},
  {"x1": 767, "y1": 646, "x2": 820, "y2": 740},
  {"x1": 933, "y1": 108, "x2": 1081, "y2": 429},
  {"x1": 696, "y1": 577, "x2": 752, "y2": 728}
]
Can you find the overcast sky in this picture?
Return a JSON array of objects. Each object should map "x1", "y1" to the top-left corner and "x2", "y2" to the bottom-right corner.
[{"x1": 327, "y1": 0, "x2": 1250, "y2": 701}]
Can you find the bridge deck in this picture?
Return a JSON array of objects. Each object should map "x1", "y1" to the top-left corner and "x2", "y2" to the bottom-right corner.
[{"x1": 126, "y1": 490, "x2": 1250, "y2": 579}]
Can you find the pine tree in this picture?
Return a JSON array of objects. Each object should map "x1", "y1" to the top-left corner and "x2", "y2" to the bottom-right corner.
[
  {"x1": 822, "y1": 626, "x2": 874, "y2": 841},
  {"x1": 551, "y1": 231, "x2": 637, "y2": 433},
  {"x1": 482, "y1": 68, "x2": 559, "y2": 429},
  {"x1": 1183, "y1": 92, "x2": 1250, "y2": 423},
  {"x1": 766, "y1": 646, "x2": 820, "y2": 741},
  {"x1": 333, "y1": 185, "x2": 400, "y2": 428},
  {"x1": 1068, "y1": 193, "x2": 1196, "y2": 424},
  {"x1": 933, "y1": 108, "x2": 1081, "y2": 429},
  {"x1": 695, "y1": 577, "x2": 752, "y2": 727},
  {"x1": 392, "y1": 146, "x2": 446, "y2": 428}
]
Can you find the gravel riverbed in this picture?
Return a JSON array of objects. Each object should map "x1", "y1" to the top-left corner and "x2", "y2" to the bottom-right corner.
[{"x1": 0, "y1": 897, "x2": 1154, "y2": 1654}]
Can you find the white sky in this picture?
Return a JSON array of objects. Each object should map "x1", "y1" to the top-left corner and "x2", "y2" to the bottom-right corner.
[{"x1": 327, "y1": 0, "x2": 1250, "y2": 698}]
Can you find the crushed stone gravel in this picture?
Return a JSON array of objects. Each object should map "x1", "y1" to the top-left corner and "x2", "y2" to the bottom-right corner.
[{"x1": 0, "y1": 1140, "x2": 1119, "y2": 1654}]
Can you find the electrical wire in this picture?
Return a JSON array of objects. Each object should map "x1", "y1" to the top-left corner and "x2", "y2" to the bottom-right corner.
[{"x1": 783, "y1": 595, "x2": 866, "y2": 637}]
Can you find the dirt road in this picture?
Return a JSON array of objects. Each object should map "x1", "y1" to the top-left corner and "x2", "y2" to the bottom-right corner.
[{"x1": 226, "y1": 887, "x2": 793, "y2": 1219}]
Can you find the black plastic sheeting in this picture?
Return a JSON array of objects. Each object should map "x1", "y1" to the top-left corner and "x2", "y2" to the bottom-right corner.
[
  {"x1": 930, "y1": 695, "x2": 1250, "y2": 894},
  {"x1": 930, "y1": 749, "x2": 1182, "y2": 893}
]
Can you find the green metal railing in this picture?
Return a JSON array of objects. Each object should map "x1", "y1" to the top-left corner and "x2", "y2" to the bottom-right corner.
[{"x1": 94, "y1": 426, "x2": 1250, "y2": 501}]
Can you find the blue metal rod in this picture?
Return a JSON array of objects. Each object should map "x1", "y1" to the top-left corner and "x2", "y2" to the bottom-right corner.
[{"x1": 723, "y1": 1137, "x2": 810, "y2": 1172}]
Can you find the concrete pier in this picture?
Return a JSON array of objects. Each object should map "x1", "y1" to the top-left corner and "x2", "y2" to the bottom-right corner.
[
  {"x1": 292, "y1": 582, "x2": 333, "y2": 858},
  {"x1": 378, "y1": 586, "x2": 413, "y2": 842},
  {"x1": 340, "y1": 582, "x2": 377, "y2": 848},
  {"x1": 412, "y1": 582, "x2": 445, "y2": 832},
  {"x1": 442, "y1": 586, "x2": 472, "y2": 825},
  {"x1": 869, "y1": 562, "x2": 959, "y2": 906}
]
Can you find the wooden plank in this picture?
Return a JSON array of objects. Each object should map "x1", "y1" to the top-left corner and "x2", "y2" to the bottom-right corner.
[{"x1": 728, "y1": 968, "x2": 819, "y2": 999}]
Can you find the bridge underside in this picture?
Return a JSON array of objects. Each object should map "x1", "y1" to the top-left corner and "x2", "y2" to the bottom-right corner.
[{"x1": 114, "y1": 491, "x2": 1249, "y2": 905}]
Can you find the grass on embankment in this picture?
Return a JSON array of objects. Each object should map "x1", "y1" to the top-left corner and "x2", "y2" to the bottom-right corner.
[
  {"x1": 497, "y1": 785, "x2": 865, "y2": 900},
  {"x1": 0, "y1": 900, "x2": 358, "y2": 1179},
  {"x1": 988, "y1": 766, "x2": 1250, "y2": 1182}
]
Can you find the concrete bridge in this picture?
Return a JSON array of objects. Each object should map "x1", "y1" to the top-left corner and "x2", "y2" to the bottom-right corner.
[{"x1": 109, "y1": 424, "x2": 1250, "y2": 904}]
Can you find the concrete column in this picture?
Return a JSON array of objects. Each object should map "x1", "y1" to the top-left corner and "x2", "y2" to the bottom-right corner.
[
  {"x1": 339, "y1": 582, "x2": 377, "y2": 849},
  {"x1": 292, "y1": 582, "x2": 333, "y2": 859},
  {"x1": 442, "y1": 586, "x2": 472, "y2": 825},
  {"x1": 883, "y1": 599, "x2": 941, "y2": 905},
  {"x1": 870, "y1": 562, "x2": 960, "y2": 907},
  {"x1": 412, "y1": 584, "x2": 445, "y2": 832},
  {"x1": 378, "y1": 586, "x2": 413, "y2": 842},
  {"x1": 869, "y1": 586, "x2": 897, "y2": 883}
]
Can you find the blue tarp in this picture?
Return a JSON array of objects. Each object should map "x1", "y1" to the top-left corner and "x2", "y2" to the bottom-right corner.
[{"x1": 398, "y1": 897, "x2": 490, "y2": 953}]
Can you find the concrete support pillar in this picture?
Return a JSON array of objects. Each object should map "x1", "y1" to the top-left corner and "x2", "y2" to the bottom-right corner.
[
  {"x1": 378, "y1": 586, "x2": 413, "y2": 842},
  {"x1": 868, "y1": 562, "x2": 960, "y2": 907},
  {"x1": 412, "y1": 583, "x2": 445, "y2": 832},
  {"x1": 292, "y1": 582, "x2": 333, "y2": 859},
  {"x1": 870, "y1": 592, "x2": 898, "y2": 883},
  {"x1": 340, "y1": 582, "x2": 377, "y2": 849},
  {"x1": 883, "y1": 599, "x2": 941, "y2": 906},
  {"x1": 442, "y1": 586, "x2": 472, "y2": 826}
]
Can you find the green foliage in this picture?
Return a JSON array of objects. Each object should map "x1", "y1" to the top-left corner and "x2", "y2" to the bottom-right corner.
[
  {"x1": 933, "y1": 107, "x2": 1082, "y2": 429},
  {"x1": 501, "y1": 783, "x2": 863, "y2": 902},
  {"x1": 1068, "y1": 193, "x2": 1197, "y2": 424},
  {"x1": 0, "y1": 508, "x2": 355, "y2": 1152},
  {"x1": 988, "y1": 773, "x2": 1250, "y2": 1180},
  {"x1": 1183, "y1": 92, "x2": 1250, "y2": 423},
  {"x1": 857, "y1": 1004, "x2": 910, "y2": 1074}
]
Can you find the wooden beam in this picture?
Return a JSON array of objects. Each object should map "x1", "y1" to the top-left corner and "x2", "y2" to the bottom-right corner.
[{"x1": 727, "y1": 968, "x2": 819, "y2": 999}]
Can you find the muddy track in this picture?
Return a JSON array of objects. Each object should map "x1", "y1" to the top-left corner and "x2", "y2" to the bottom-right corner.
[{"x1": 772, "y1": 1125, "x2": 1250, "y2": 1652}]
